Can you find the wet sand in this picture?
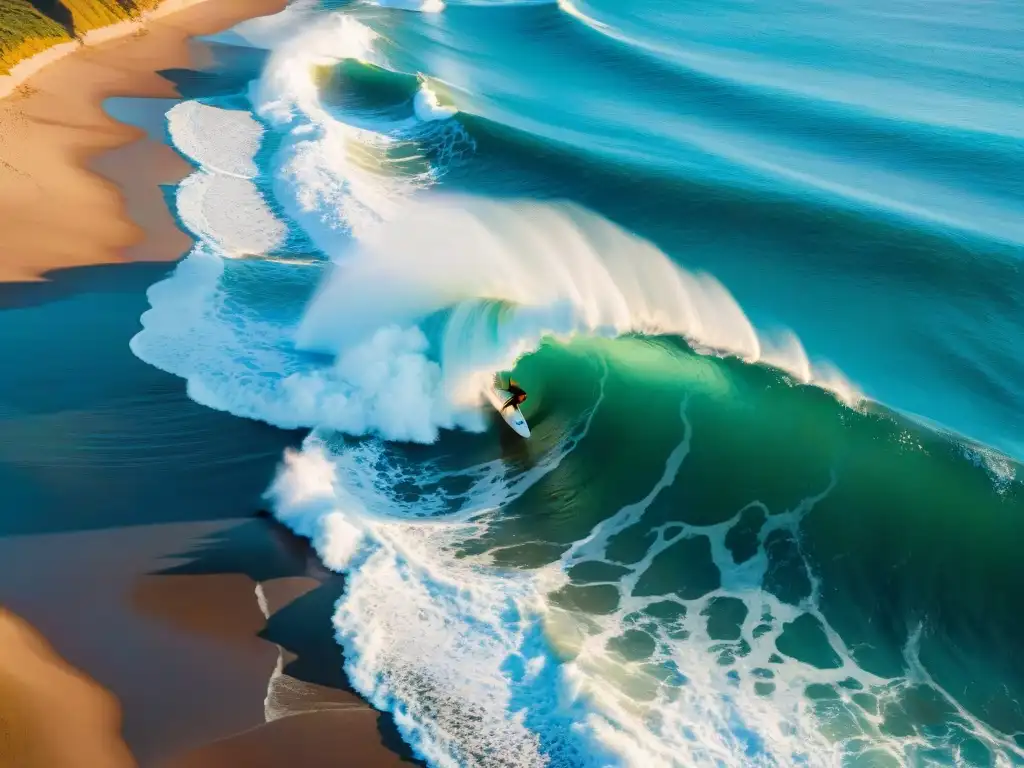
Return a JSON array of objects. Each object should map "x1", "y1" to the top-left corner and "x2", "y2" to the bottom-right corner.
[
  {"x1": 0, "y1": 1, "x2": 418, "y2": 765},
  {"x1": 0, "y1": 520, "x2": 411, "y2": 765}
]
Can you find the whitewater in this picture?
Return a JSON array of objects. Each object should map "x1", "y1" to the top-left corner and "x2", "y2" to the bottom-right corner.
[{"x1": 130, "y1": 0, "x2": 1024, "y2": 765}]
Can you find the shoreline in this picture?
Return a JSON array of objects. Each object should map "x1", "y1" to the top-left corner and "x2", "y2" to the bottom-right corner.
[
  {"x1": 0, "y1": 520, "x2": 414, "y2": 765},
  {"x1": 0, "y1": 0, "x2": 289, "y2": 760},
  {"x1": 0, "y1": 0, "x2": 287, "y2": 283},
  {"x1": 0, "y1": 0, "x2": 415, "y2": 764}
]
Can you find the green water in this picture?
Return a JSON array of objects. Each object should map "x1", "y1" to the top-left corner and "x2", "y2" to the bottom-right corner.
[{"x1": 455, "y1": 336, "x2": 1024, "y2": 764}]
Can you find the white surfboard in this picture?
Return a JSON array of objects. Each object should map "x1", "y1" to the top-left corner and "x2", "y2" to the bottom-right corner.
[{"x1": 486, "y1": 386, "x2": 531, "y2": 438}]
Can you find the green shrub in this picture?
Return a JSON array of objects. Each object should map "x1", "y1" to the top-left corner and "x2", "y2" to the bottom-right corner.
[
  {"x1": 0, "y1": 0, "x2": 167, "y2": 75},
  {"x1": 0, "y1": 1, "x2": 72, "y2": 75}
]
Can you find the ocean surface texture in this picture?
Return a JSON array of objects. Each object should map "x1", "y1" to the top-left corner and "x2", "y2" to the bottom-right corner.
[{"x1": 129, "y1": 0, "x2": 1024, "y2": 764}]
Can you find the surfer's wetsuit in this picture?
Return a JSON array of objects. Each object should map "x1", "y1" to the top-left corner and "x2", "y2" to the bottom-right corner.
[{"x1": 502, "y1": 380, "x2": 527, "y2": 410}]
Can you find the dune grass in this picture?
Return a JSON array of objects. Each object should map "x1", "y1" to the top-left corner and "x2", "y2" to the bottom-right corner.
[
  {"x1": 0, "y1": 2, "x2": 71, "y2": 75},
  {"x1": 0, "y1": 0, "x2": 166, "y2": 75}
]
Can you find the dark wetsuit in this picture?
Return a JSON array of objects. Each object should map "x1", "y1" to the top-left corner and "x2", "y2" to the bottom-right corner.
[{"x1": 502, "y1": 381, "x2": 527, "y2": 410}]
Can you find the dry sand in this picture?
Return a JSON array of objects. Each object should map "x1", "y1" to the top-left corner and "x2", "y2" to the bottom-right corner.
[
  {"x1": 0, "y1": 0, "x2": 287, "y2": 283},
  {"x1": 0, "y1": 607, "x2": 135, "y2": 768}
]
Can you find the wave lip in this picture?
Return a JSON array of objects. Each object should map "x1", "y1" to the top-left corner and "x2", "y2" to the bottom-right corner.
[
  {"x1": 414, "y1": 82, "x2": 458, "y2": 121},
  {"x1": 296, "y1": 195, "x2": 862, "y2": 425}
]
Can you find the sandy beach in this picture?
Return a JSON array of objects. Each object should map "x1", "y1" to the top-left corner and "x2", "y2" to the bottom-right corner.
[
  {"x1": 0, "y1": 0, "x2": 285, "y2": 283},
  {"x1": 0, "y1": 607, "x2": 134, "y2": 767},
  {"x1": 0, "y1": 1, "x2": 415, "y2": 765}
]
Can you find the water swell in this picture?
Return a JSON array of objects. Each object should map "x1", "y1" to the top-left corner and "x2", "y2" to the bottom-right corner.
[
  {"x1": 408, "y1": 0, "x2": 1024, "y2": 252},
  {"x1": 249, "y1": 12, "x2": 473, "y2": 250},
  {"x1": 262, "y1": 376, "x2": 1024, "y2": 766},
  {"x1": 126, "y1": 1, "x2": 1024, "y2": 766}
]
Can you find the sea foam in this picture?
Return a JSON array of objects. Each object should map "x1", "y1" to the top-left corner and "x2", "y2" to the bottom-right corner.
[
  {"x1": 264, "y1": 401, "x2": 1023, "y2": 767},
  {"x1": 166, "y1": 101, "x2": 263, "y2": 179}
]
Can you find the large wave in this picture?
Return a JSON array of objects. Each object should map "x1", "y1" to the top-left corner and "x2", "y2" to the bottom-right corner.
[
  {"x1": 134, "y1": 11, "x2": 486, "y2": 442},
  {"x1": 133, "y1": 193, "x2": 859, "y2": 444}
]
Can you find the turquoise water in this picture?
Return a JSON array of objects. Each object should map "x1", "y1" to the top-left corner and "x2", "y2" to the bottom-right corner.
[{"x1": 129, "y1": 0, "x2": 1023, "y2": 764}]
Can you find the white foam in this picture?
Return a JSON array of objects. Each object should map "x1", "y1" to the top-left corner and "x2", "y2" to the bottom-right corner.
[
  {"x1": 248, "y1": 12, "x2": 470, "y2": 252},
  {"x1": 163, "y1": 93, "x2": 287, "y2": 260},
  {"x1": 963, "y1": 442, "x2": 1017, "y2": 494},
  {"x1": 166, "y1": 101, "x2": 264, "y2": 178},
  {"x1": 130, "y1": 243, "x2": 319, "y2": 431},
  {"x1": 542, "y1": 413, "x2": 850, "y2": 765},
  {"x1": 251, "y1": 13, "x2": 380, "y2": 128},
  {"x1": 176, "y1": 171, "x2": 285, "y2": 256},
  {"x1": 269, "y1": 121, "x2": 407, "y2": 251},
  {"x1": 263, "y1": 380, "x2": 607, "y2": 765},
  {"x1": 130, "y1": 244, "x2": 469, "y2": 443},
  {"x1": 254, "y1": 582, "x2": 270, "y2": 619}
]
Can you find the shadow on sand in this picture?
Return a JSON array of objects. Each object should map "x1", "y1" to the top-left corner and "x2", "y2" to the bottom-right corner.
[
  {"x1": 154, "y1": 515, "x2": 425, "y2": 765},
  {"x1": 0, "y1": 261, "x2": 424, "y2": 763}
]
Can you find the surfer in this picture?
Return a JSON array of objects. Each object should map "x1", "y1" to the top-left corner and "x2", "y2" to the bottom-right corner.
[{"x1": 502, "y1": 379, "x2": 527, "y2": 411}]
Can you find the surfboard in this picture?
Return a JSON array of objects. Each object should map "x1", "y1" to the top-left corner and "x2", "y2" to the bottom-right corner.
[{"x1": 486, "y1": 386, "x2": 531, "y2": 438}]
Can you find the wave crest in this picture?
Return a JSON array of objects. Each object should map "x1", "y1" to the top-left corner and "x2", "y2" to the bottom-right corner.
[
  {"x1": 133, "y1": 194, "x2": 859, "y2": 446},
  {"x1": 297, "y1": 195, "x2": 861, "y2": 422}
]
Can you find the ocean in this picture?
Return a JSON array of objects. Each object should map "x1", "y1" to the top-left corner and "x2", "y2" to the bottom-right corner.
[{"x1": 128, "y1": 0, "x2": 1024, "y2": 764}]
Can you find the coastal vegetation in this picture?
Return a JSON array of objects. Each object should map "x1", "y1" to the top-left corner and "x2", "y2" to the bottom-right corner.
[{"x1": 0, "y1": 0, "x2": 163, "y2": 74}]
